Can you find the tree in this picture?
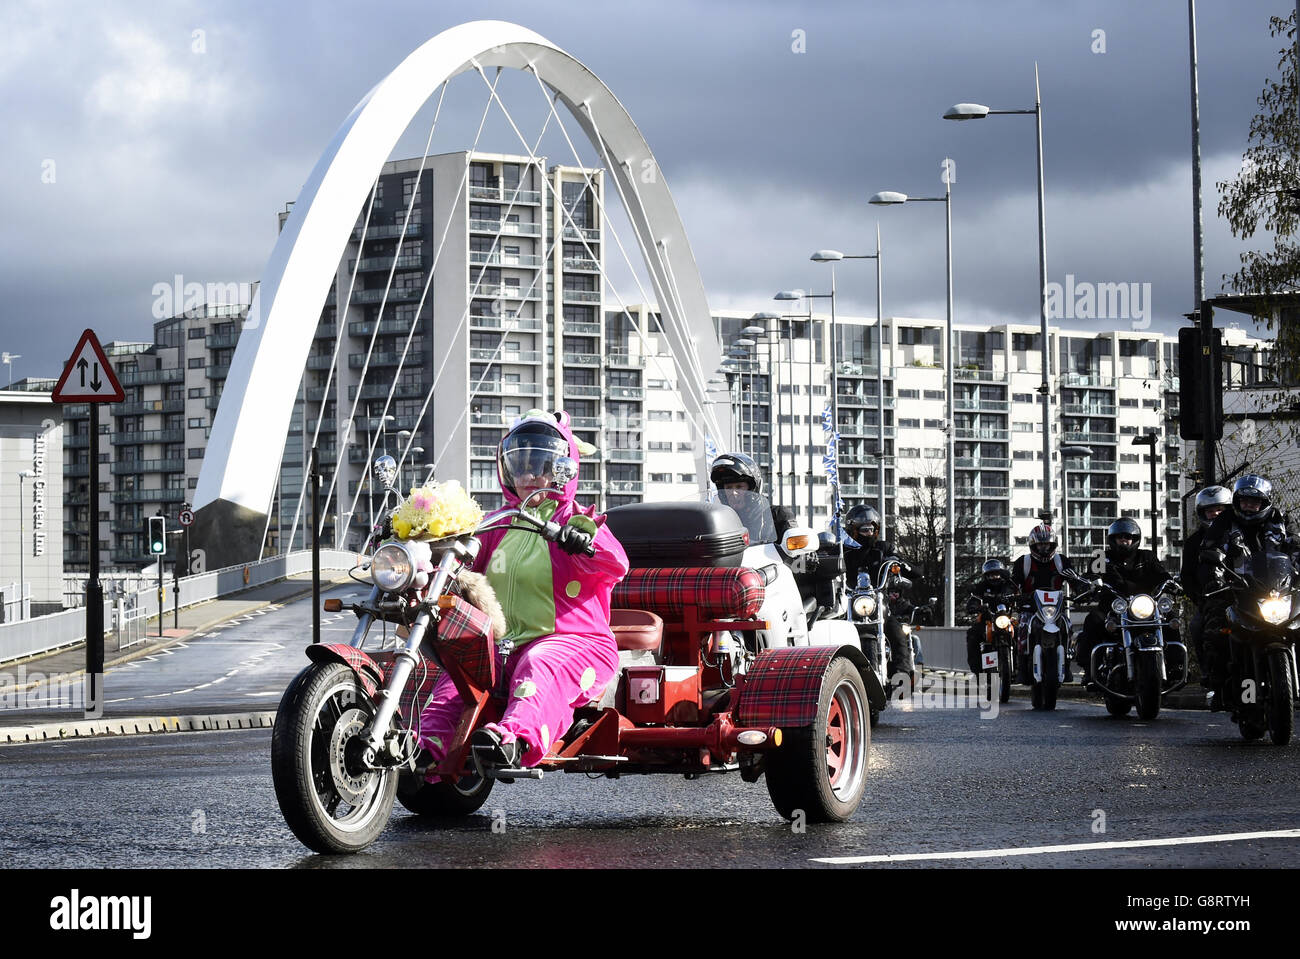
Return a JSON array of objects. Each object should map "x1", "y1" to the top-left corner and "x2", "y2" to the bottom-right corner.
[{"x1": 1216, "y1": 11, "x2": 1299, "y2": 364}]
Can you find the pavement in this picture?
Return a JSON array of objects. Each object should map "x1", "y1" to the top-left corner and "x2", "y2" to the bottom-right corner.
[{"x1": 0, "y1": 571, "x2": 352, "y2": 744}]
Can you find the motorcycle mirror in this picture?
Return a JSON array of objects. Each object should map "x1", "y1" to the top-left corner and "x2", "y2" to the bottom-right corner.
[
  {"x1": 929, "y1": 596, "x2": 938, "y2": 606},
  {"x1": 373, "y1": 455, "x2": 399, "y2": 491},
  {"x1": 551, "y1": 456, "x2": 578, "y2": 488}
]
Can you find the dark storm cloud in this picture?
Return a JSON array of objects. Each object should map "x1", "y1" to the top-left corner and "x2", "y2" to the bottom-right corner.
[{"x1": 0, "y1": 0, "x2": 1288, "y2": 378}]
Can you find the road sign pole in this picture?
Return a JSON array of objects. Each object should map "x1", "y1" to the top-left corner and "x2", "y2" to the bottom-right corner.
[{"x1": 85, "y1": 403, "x2": 104, "y2": 719}]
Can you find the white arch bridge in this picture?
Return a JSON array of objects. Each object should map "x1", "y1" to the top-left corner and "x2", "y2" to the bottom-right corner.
[{"x1": 190, "y1": 20, "x2": 730, "y2": 568}]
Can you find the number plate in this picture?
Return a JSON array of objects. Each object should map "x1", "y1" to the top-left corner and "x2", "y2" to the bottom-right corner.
[{"x1": 981, "y1": 650, "x2": 999, "y2": 671}]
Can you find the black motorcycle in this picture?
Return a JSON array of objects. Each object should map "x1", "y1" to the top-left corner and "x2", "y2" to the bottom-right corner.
[
  {"x1": 1088, "y1": 577, "x2": 1188, "y2": 720},
  {"x1": 968, "y1": 594, "x2": 1018, "y2": 704},
  {"x1": 1203, "y1": 543, "x2": 1300, "y2": 745}
]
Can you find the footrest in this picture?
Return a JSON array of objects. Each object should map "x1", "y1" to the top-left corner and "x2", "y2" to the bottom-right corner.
[{"x1": 482, "y1": 766, "x2": 544, "y2": 780}]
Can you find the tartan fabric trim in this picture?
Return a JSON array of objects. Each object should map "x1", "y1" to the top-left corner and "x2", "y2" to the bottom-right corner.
[
  {"x1": 305, "y1": 643, "x2": 385, "y2": 700},
  {"x1": 372, "y1": 649, "x2": 443, "y2": 724},
  {"x1": 611, "y1": 567, "x2": 765, "y2": 620},
  {"x1": 435, "y1": 596, "x2": 496, "y2": 689},
  {"x1": 733, "y1": 646, "x2": 840, "y2": 728}
]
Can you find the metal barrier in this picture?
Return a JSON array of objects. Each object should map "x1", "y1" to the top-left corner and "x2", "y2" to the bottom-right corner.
[
  {"x1": 0, "y1": 550, "x2": 360, "y2": 666},
  {"x1": 0, "y1": 583, "x2": 31, "y2": 624},
  {"x1": 914, "y1": 627, "x2": 967, "y2": 672}
]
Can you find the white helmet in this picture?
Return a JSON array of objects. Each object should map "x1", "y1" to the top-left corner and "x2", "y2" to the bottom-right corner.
[{"x1": 1193, "y1": 485, "x2": 1232, "y2": 525}]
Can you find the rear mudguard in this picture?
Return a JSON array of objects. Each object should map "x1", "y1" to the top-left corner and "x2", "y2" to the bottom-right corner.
[
  {"x1": 734, "y1": 644, "x2": 882, "y2": 728},
  {"x1": 305, "y1": 643, "x2": 386, "y2": 700}
]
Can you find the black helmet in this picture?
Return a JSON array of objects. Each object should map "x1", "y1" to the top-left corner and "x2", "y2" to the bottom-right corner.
[
  {"x1": 1028, "y1": 524, "x2": 1056, "y2": 562},
  {"x1": 1106, "y1": 517, "x2": 1143, "y2": 561},
  {"x1": 497, "y1": 418, "x2": 569, "y2": 498},
  {"x1": 845, "y1": 504, "x2": 881, "y2": 545},
  {"x1": 1194, "y1": 485, "x2": 1232, "y2": 525},
  {"x1": 981, "y1": 559, "x2": 1008, "y2": 578},
  {"x1": 710, "y1": 452, "x2": 762, "y2": 495},
  {"x1": 1231, "y1": 474, "x2": 1273, "y2": 527}
]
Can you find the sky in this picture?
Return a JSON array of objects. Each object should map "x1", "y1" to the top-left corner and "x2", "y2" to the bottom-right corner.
[{"x1": 0, "y1": 0, "x2": 1292, "y2": 381}]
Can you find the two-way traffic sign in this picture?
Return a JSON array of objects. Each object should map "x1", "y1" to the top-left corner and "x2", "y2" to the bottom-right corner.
[{"x1": 51, "y1": 329, "x2": 124, "y2": 403}]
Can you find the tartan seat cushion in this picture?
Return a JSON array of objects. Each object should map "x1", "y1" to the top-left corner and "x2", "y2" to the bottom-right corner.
[{"x1": 611, "y1": 567, "x2": 765, "y2": 621}]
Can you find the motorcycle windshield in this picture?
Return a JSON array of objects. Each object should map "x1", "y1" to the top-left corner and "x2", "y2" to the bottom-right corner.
[
  {"x1": 704, "y1": 489, "x2": 777, "y2": 546},
  {"x1": 1237, "y1": 550, "x2": 1295, "y2": 593}
]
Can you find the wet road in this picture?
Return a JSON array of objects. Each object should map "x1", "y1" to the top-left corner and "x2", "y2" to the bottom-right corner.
[{"x1": 5, "y1": 692, "x2": 1300, "y2": 868}]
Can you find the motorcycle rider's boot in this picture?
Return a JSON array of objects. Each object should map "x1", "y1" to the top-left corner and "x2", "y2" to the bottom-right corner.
[{"x1": 472, "y1": 728, "x2": 524, "y2": 781}]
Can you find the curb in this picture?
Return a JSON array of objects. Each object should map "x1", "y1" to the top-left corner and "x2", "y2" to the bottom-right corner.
[{"x1": 0, "y1": 710, "x2": 276, "y2": 744}]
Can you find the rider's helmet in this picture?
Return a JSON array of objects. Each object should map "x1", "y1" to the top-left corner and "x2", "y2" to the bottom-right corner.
[
  {"x1": 1194, "y1": 485, "x2": 1232, "y2": 526},
  {"x1": 497, "y1": 418, "x2": 570, "y2": 499},
  {"x1": 1106, "y1": 517, "x2": 1143, "y2": 561},
  {"x1": 710, "y1": 452, "x2": 762, "y2": 496},
  {"x1": 845, "y1": 504, "x2": 882, "y2": 546},
  {"x1": 1028, "y1": 524, "x2": 1057, "y2": 562},
  {"x1": 981, "y1": 558, "x2": 1008, "y2": 579},
  {"x1": 1231, "y1": 474, "x2": 1274, "y2": 527}
]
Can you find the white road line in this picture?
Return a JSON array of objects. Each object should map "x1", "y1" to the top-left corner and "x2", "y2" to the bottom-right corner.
[{"x1": 812, "y1": 828, "x2": 1300, "y2": 864}]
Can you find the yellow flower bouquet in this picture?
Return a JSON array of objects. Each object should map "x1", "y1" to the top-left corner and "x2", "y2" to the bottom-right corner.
[{"x1": 390, "y1": 480, "x2": 484, "y2": 541}]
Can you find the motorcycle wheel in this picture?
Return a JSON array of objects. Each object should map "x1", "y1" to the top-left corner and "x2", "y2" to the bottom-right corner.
[
  {"x1": 1104, "y1": 692, "x2": 1132, "y2": 717},
  {"x1": 1134, "y1": 657, "x2": 1161, "y2": 721},
  {"x1": 1039, "y1": 646, "x2": 1059, "y2": 711},
  {"x1": 766, "y1": 657, "x2": 870, "y2": 823},
  {"x1": 1266, "y1": 649, "x2": 1295, "y2": 747},
  {"x1": 271, "y1": 662, "x2": 398, "y2": 855},
  {"x1": 397, "y1": 770, "x2": 494, "y2": 817},
  {"x1": 998, "y1": 656, "x2": 1012, "y2": 704}
]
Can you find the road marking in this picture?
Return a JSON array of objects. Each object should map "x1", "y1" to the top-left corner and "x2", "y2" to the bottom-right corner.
[
  {"x1": 812, "y1": 828, "x2": 1300, "y2": 865},
  {"x1": 245, "y1": 691, "x2": 280, "y2": 697}
]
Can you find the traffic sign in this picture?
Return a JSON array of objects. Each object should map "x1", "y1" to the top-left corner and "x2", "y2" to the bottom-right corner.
[
  {"x1": 178, "y1": 509, "x2": 194, "y2": 527},
  {"x1": 51, "y1": 328, "x2": 124, "y2": 403}
]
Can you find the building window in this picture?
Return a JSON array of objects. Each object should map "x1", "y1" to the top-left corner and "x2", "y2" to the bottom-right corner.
[
  {"x1": 188, "y1": 357, "x2": 204, "y2": 368},
  {"x1": 188, "y1": 328, "x2": 205, "y2": 339},
  {"x1": 188, "y1": 418, "x2": 205, "y2": 428},
  {"x1": 898, "y1": 389, "x2": 920, "y2": 400},
  {"x1": 649, "y1": 473, "x2": 671, "y2": 483},
  {"x1": 1013, "y1": 392, "x2": 1035, "y2": 403},
  {"x1": 188, "y1": 449, "x2": 205, "y2": 459},
  {"x1": 898, "y1": 418, "x2": 920, "y2": 429},
  {"x1": 923, "y1": 419, "x2": 944, "y2": 429},
  {"x1": 923, "y1": 390, "x2": 945, "y2": 401},
  {"x1": 188, "y1": 388, "x2": 206, "y2": 398}
]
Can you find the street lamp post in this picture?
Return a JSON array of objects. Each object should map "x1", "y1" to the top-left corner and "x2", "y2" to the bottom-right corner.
[
  {"x1": 17, "y1": 470, "x2": 34, "y2": 620},
  {"x1": 870, "y1": 183, "x2": 956, "y2": 626},
  {"x1": 945, "y1": 68, "x2": 1053, "y2": 523},
  {"x1": 752, "y1": 312, "x2": 783, "y2": 504},
  {"x1": 1060, "y1": 445, "x2": 1092, "y2": 562},
  {"x1": 812, "y1": 229, "x2": 887, "y2": 537},
  {"x1": 774, "y1": 291, "x2": 817, "y2": 524}
]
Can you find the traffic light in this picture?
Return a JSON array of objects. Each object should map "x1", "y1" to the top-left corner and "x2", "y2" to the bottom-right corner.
[
  {"x1": 1177, "y1": 325, "x2": 1223, "y2": 441},
  {"x1": 147, "y1": 515, "x2": 166, "y2": 555}
]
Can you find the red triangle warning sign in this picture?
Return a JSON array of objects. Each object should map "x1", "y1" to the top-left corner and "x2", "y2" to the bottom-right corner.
[{"x1": 52, "y1": 329, "x2": 125, "y2": 403}]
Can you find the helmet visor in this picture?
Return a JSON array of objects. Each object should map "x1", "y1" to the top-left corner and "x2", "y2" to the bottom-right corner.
[{"x1": 501, "y1": 436, "x2": 570, "y2": 494}]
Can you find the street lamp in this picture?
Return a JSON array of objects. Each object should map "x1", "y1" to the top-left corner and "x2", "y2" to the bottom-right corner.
[
  {"x1": 2, "y1": 353, "x2": 19, "y2": 390},
  {"x1": 870, "y1": 183, "x2": 956, "y2": 626},
  {"x1": 945, "y1": 68, "x2": 1053, "y2": 523},
  {"x1": 17, "y1": 470, "x2": 34, "y2": 620},
  {"x1": 1131, "y1": 433, "x2": 1160, "y2": 558},
  {"x1": 1059, "y1": 444, "x2": 1092, "y2": 561},
  {"x1": 407, "y1": 446, "x2": 425, "y2": 491},
  {"x1": 812, "y1": 229, "x2": 887, "y2": 538},
  {"x1": 751, "y1": 312, "x2": 784, "y2": 506},
  {"x1": 775, "y1": 289, "x2": 818, "y2": 525}
]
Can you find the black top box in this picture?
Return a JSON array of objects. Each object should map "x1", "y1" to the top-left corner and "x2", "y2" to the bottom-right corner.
[{"x1": 604, "y1": 501, "x2": 749, "y2": 568}]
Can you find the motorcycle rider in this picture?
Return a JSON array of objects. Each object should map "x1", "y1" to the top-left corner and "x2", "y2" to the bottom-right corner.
[
  {"x1": 1180, "y1": 485, "x2": 1232, "y2": 685},
  {"x1": 1012, "y1": 524, "x2": 1077, "y2": 682},
  {"x1": 1197, "y1": 474, "x2": 1300, "y2": 703},
  {"x1": 709, "y1": 452, "x2": 784, "y2": 543},
  {"x1": 965, "y1": 559, "x2": 1019, "y2": 676},
  {"x1": 843, "y1": 504, "x2": 915, "y2": 689},
  {"x1": 1075, "y1": 517, "x2": 1180, "y2": 684},
  {"x1": 417, "y1": 411, "x2": 630, "y2": 776}
]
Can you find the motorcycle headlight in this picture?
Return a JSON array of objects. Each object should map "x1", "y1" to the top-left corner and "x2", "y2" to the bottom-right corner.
[
  {"x1": 852, "y1": 594, "x2": 877, "y2": 619},
  {"x1": 1157, "y1": 596, "x2": 1175, "y2": 617},
  {"x1": 1040, "y1": 604, "x2": 1058, "y2": 621},
  {"x1": 371, "y1": 543, "x2": 415, "y2": 592},
  {"x1": 1260, "y1": 594, "x2": 1293, "y2": 626},
  {"x1": 1111, "y1": 598, "x2": 1127, "y2": 615},
  {"x1": 994, "y1": 614, "x2": 1012, "y2": 630},
  {"x1": 1128, "y1": 595, "x2": 1156, "y2": 620},
  {"x1": 901, "y1": 623, "x2": 913, "y2": 636}
]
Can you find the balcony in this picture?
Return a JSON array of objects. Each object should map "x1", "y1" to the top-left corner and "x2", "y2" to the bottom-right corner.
[
  {"x1": 562, "y1": 384, "x2": 602, "y2": 398},
  {"x1": 471, "y1": 349, "x2": 541, "y2": 364},
  {"x1": 468, "y1": 185, "x2": 542, "y2": 205},
  {"x1": 353, "y1": 222, "x2": 425, "y2": 241},
  {"x1": 206, "y1": 364, "x2": 230, "y2": 380},
  {"x1": 837, "y1": 391, "x2": 894, "y2": 408},
  {"x1": 469, "y1": 314, "x2": 542, "y2": 332},
  {"x1": 349, "y1": 318, "x2": 421, "y2": 338},
  {"x1": 954, "y1": 397, "x2": 1011, "y2": 412},
  {"x1": 954, "y1": 368, "x2": 1008, "y2": 383},
  {"x1": 836, "y1": 362, "x2": 882, "y2": 378},
  {"x1": 469, "y1": 477, "x2": 499, "y2": 493},
  {"x1": 1060, "y1": 373, "x2": 1117, "y2": 389},
  {"x1": 65, "y1": 463, "x2": 89, "y2": 477},
  {"x1": 955, "y1": 486, "x2": 1011, "y2": 498},
  {"x1": 838, "y1": 484, "x2": 884, "y2": 498},
  {"x1": 1063, "y1": 431, "x2": 1118, "y2": 445},
  {"x1": 562, "y1": 256, "x2": 601, "y2": 272},
  {"x1": 350, "y1": 254, "x2": 424, "y2": 272},
  {"x1": 478, "y1": 381, "x2": 541, "y2": 396},
  {"x1": 607, "y1": 480, "x2": 644, "y2": 494},
  {"x1": 111, "y1": 399, "x2": 185, "y2": 416},
  {"x1": 110, "y1": 519, "x2": 143, "y2": 534},
  {"x1": 206, "y1": 395, "x2": 222, "y2": 411},
  {"x1": 110, "y1": 488, "x2": 186, "y2": 504},
  {"x1": 564, "y1": 352, "x2": 602, "y2": 367},
  {"x1": 65, "y1": 433, "x2": 90, "y2": 448},
  {"x1": 352, "y1": 383, "x2": 425, "y2": 400},
  {"x1": 958, "y1": 515, "x2": 1012, "y2": 528},
  {"x1": 111, "y1": 458, "x2": 185, "y2": 475},
  {"x1": 348, "y1": 352, "x2": 411, "y2": 369},
  {"x1": 561, "y1": 289, "x2": 601, "y2": 304},
  {"x1": 470, "y1": 251, "x2": 543, "y2": 269},
  {"x1": 65, "y1": 492, "x2": 90, "y2": 506},
  {"x1": 475, "y1": 283, "x2": 540, "y2": 301},
  {"x1": 1064, "y1": 458, "x2": 1118, "y2": 472},
  {"x1": 607, "y1": 386, "x2": 643, "y2": 400},
  {"x1": 606, "y1": 449, "x2": 644, "y2": 462},
  {"x1": 470, "y1": 218, "x2": 541, "y2": 237},
  {"x1": 1068, "y1": 488, "x2": 1120, "y2": 499},
  {"x1": 118, "y1": 368, "x2": 184, "y2": 387},
  {"x1": 561, "y1": 226, "x2": 600, "y2": 242},
  {"x1": 470, "y1": 412, "x2": 509, "y2": 427},
  {"x1": 954, "y1": 427, "x2": 1011, "y2": 441},
  {"x1": 954, "y1": 457, "x2": 1011, "y2": 470},
  {"x1": 563, "y1": 321, "x2": 601, "y2": 336},
  {"x1": 1062, "y1": 403, "x2": 1117, "y2": 416},
  {"x1": 577, "y1": 480, "x2": 603, "y2": 494},
  {"x1": 352, "y1": 288, "x2": 422, "y2": 304},
  {"x1": 470, "y1": 445, "x2": 497, "y2": 458},
  {"x1": 306, "y1": 354, "x2": 336, "y2": 370},
  {"x1": 607, "y1": 352, "x2": 645, "y2": 369},
  {"x1": 205, "y1": 332, "x2": 241, "y2": 349}
]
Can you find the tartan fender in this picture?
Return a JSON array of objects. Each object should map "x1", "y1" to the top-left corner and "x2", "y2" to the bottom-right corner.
[
  {"x1": 304, "y1": 643, "x2": 386, "y2": 701},
  {"x1": 733, "y1": 644, "x2": 878, "y2": 728}
]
